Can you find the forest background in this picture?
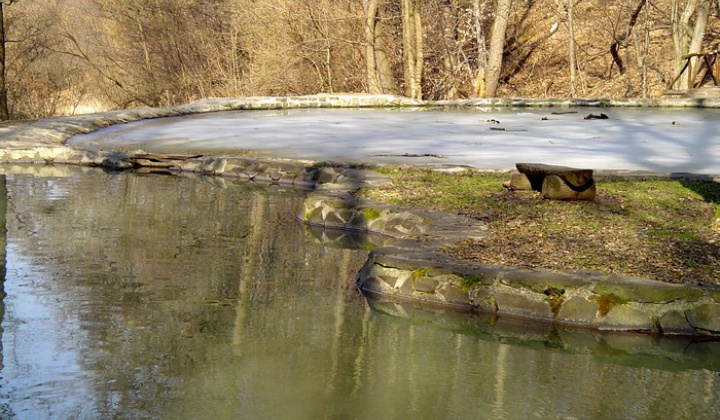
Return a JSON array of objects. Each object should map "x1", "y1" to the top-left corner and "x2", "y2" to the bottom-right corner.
[{"x1": 0, "y1": 0, "x2": 718, "y2": 120}]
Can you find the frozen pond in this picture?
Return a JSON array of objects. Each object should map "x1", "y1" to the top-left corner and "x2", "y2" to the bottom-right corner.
[{"x1": 69, "y1": 107, "x2": 720, "y2": 174}]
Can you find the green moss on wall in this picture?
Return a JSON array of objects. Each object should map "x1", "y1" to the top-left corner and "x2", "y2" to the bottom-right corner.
[
  {"x1": 363, "y1": 207, "x2": 381, "y2": 221},
  {"x1": 412, "y1": 267, "x2": 430, "y2": 282},
  {"x1": 458, "y1": 274, "x2": 482, "y2": 293},
  {"x1": 591, "y1": 293, "x2": 628, "y2": 317}
]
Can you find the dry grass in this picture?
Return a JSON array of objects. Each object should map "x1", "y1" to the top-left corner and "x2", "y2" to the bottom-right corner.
[{"x1": 360, "y1": 168, "x2": 720, "y2": 285}]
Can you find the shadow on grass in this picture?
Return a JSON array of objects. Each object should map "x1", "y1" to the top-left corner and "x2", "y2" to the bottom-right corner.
[
  {"x1": 665, "y1": 177, "x2": 720, "y2": 285},
  {"x1": 677, "y1": 176, "x2": 720, "y2": 205}
]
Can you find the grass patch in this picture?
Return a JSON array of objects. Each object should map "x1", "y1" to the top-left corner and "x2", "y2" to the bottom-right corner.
[{"x1": 360, "y1": 167, "x2": 720, "y2": 285}]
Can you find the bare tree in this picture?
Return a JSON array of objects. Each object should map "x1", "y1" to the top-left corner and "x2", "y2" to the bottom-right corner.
[
  {"x1": 610, "y1": 0, "x2": 647, "y2": 75},
  {"x1": 471, "y1": 0, "x2": 511, "y2": 98},
  {"x1": 567, "y1": 0, "x2": 578, "y2": 97},
  {"x1": 671, "y1": 0, "x2": 713, "y2": 89},
  {"x1": 0, "y1": 0, "x2": 15, "y2": 120},
  {"x1": 401, "y1": 0, "x2": 424, "y2": 99},
  {"x1": 484, "y1": 0, "x2": 511, "y2": 97},
  {"x1": 364, "y1": 0, "x2": 399, "y2": 94},
  {"x1": 472, "y1": 0, "x2": 488, "y2": 96}
]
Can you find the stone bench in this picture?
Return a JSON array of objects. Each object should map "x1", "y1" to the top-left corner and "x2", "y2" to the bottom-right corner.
[{"x1": 503, "y1": 163, "x2": 596, "y2": 200}]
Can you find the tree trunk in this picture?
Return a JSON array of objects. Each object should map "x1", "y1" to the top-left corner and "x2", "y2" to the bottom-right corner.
[
  {"x1": 473, "y1": 0, "x2": 487, "y2": 97},
  {"x1": 401, "y1": 0, "x2": 423, "y2": 99},
  {"x1": 687, "y1": 0, "x2": 712, "y2": 87},
  {"x1": 642, "y1": 0, "x2": 650, "y2": 97},
  {"x1": 364, "y1": 0, "x2": 399, "y2": 95},
  {"x1": 441, "y1": 2, "x2": 459, "y2": 99},
  {"x1": 671, "y1": 0, "x2": 712, "y2": 89},
  {"x1": 567, "y1": 0, "x2": 578, "y2": 98},
  {"x1": 0, "y1": 2, "x2": 10, "y2": 120},
  {"x1": 413, "y1": 0, "x2": 423, "y2": 98},
  {"x1": 485, "y1": 0, "x2": 511, "y2": 97},
  {"x1": 364, "y1": 0, "x2": 381, "y2": 93},
  {"x1": 610, "y1": 0, "x2": 647, "y2": 75}
]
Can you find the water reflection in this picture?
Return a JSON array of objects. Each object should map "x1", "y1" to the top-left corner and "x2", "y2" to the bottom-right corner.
[
  {"x1": 0, "y1": 169, "x2": 718, "y2": 419},
  {"x1": 0, "y1": 175, "x2": 10, "y2": 418}
]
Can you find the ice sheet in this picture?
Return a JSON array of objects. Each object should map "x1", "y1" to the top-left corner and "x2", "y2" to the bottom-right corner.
[{"x1": 68, "y1": 107, "x2": 720, "y2": 174}]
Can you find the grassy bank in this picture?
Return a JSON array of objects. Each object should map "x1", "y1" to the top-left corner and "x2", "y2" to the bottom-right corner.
[{"x1": 359, "y1": 167, "x2": 720, "y2": 285}]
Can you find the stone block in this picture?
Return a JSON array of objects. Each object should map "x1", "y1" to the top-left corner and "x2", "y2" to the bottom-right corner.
[
  {"x1": 499, "y1": 268, "x2": 593, "y2": 293},
  {"x1": 556, "y1": 296, "x2": 598, "y2": 326},
  {"x1": 436, "y1": 283, "x2": 472, "y2": 307},
  {"x1": 597, "y1": 304, "x2": 654, "y2": 332},
  {"x1": 686, "y1": 303, "x2": 720, "y2": 334},
  {"x1": 303, "y1": 206, "x2": 325, "y2": 225},
  {"x1": 592, "y1": 280, "x2": 703, "y2": 304},
  {"x1": 658, "y1": 310, "x2": 696, "y2": 335},
  {"x1": 324, "y1": 208, "x2": 357, "y2": 228},
  {"x1": 413, "y1": 276, "x2": 439, "y2": 293},
  {"x1": 494, "y1": 289, "x2": 554, "y2": 321},
  {"x1": 178, "y1": 159, "x2": 202, "y2": 172},
  {"x1": 393, "y1": 272, "x2": 415, "y2": 294},
  {"x1": 268, "y1": 169, "x2": 284, "y2": 182},
  {"x1": 359, "y1": 276, "x2": 394, "y2": 294}
]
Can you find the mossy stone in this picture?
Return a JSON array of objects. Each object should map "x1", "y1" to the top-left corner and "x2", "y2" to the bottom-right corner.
[
  {"x1": 658, "y1": 310, "x2": 696, "y2": 335},
  {"x1": 686, "y1": 303, "x2": 720, "y2": 334},
  {"x1": 592, "y1": 282, "x2": 703, "y2": 304},
  {"x1": 556, "y1": 296, "x2": 598, "y2": 326},
  {"x1": 359, "y1": 276, "x2": 395, "y2": 294},
  {"x1": 303, "y1": 206, "x2": 325, "y2": 225},
  {"x1": 494, "y1": 289, "x2": 554, "y2": 321},
  {"x1": 597, "y1": 305, "x2": 654, "y2": 332},
  {"x1": 413, "y1": 276, "x2": 439, "y2": 293},
  {"x1": 436, "y1": 283, "x2": 472, "y2": 307},
  {"x1": 363, "y1": 207, "x2": 381, "y2": 221},
  {"x1": 499, "y1": 269, "x2": 592, "y2": 294},
  {"x1": 322, "y1": 208, "x2": 355, "y2": 228}
]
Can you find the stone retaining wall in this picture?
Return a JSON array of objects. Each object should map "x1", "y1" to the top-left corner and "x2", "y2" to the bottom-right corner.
[
  {"x1": 1, "y1": 94, "x2": 719, "y2": 337},
  {"x1": 355, "y1": 249, "x2": 720, "y2": 336}
]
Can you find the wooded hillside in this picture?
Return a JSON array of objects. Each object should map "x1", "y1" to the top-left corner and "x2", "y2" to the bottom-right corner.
[{"x1": 1, "y1": 0, "x2": 718, "y2": 119}]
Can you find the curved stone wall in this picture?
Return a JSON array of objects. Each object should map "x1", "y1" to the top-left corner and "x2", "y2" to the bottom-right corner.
[{"x1": 355, "y1": 249, "x2": 720, "y2": 335}]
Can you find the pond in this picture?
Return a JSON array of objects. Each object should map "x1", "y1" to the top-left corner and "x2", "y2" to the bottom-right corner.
[
  {"x1": 1, "y1": 168, "x2": 719, "y2": 419},
  {"x1": 68, "y1": 107, "x2": 720, "y2": 174}
]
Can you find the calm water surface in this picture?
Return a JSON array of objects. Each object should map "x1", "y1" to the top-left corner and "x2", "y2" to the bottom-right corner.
[{"x1": 0, "y1": 168, "x2": 719, "y2": 419}]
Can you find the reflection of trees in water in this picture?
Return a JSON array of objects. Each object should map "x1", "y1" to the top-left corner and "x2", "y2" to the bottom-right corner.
[
  {"x1": 4, "y1": 171, "x2": 368, "y2": 418},
  {"x1": 169, "y1": 296, "x2": 720, "y2": 419},
  {"x1": 0, "y1": 175, "x2": 6, "y2": 377}
]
